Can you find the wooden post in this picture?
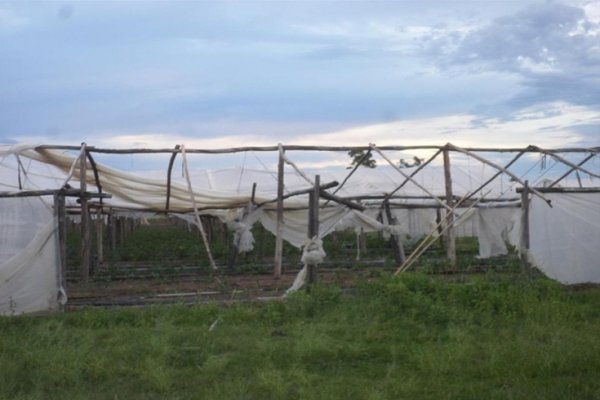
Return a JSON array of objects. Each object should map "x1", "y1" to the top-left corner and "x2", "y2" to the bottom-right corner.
[
  {"x1": 307, "y1": 175, "x2": 320, "y2": 285},
  {"x1": 109, "y1": 210, "x2": 117, "y2": 251},
  {"x1": 359, "y1": 229, "x2": 367, "y2": 257},
  {"x1": 250, "y1": 182, "x2": 257, "y2": 205},
  {"x1": 520, "y1": 181, "x2": 531, "y2": 273},
  {"x1": 442, "y1": 148, "x2": 457, "y2": 267},
  {"x1": 384, "y1": 200, "x2": 405, "y2": 264},
  {"x1": 96, "y1": 207, "x2": 104, "y2": 265},
  {"x1": 435, "y1": 207, "x2": 445, "y2": 250},
  {"x1": 274, "y1": 145, "x2": 284, "y2": 278},
  {"x1": 54, "y1": 193, "x2": 67, "y2": 292},
  {"x1": 79, "y1": 144, "x2": 91, "y2": 282}
]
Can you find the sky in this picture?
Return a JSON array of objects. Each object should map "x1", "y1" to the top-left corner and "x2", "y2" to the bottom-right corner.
[{"x1": 1, "y1": 0, "x2": 599, "y2": 164}]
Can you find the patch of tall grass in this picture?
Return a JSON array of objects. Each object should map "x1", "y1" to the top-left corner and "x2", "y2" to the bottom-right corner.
[{"x1": 1, "y1": 273, "x2": 599, "y2": 399}]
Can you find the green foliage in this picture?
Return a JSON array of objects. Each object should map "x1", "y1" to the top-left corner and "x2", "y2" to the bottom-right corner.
[
  {"x1": 347, "y1": 149, "x2": 376, "y2": 169},
  {"x1": 1, "y1": 275, "x2": 600, "y2": 399}
]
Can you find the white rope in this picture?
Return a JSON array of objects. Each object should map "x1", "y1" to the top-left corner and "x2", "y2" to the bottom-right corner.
[
  {"x1": 180, "y1": 145, "x2": 218, "y2": 270},
  {"x1": 281, "y1": 152, "x2": 313, "y2": 185},
  {"x1": 61, "y1": 144, "x2": 85, "y2": 189}
]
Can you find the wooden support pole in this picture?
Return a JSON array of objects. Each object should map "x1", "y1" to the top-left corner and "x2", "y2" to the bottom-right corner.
[
  {"x1": 85, "y1": 150, "x2": 103, "y2": 206},
  {"x1": 274, "y1": 144, "x2": 285, "y2": 278},
  {"x1": 165, "y1": 145, "x2": 180, "y2": 213},
  {"x1": 307, "y1": 175, "x2": 320, "y2": 285},
  {"x1": 109, "y1": 210, "x2": 116, "y2": 251},
  {"x1": 384, "y1": 200, "x2": 405, "y2": 264},
  {"x1": 96, "y1": 208, "x2": 104, "y2": 265},
  {"x1": 79, "y1": 144, "x2": 91, "y2": 282},
  {"x1": 443, "y1": 148, "x2": 457, "y2": 267},
  {"x1": 520, "y1": 181, "x2": 531, "y2": 273},
  {"x1": 53, "y1": 193, "x2": 67, "y2": 294},
  {"x1": 250, "y1": 182, "x2": 257, "y2": 205},
  {"x1": 435, "y1": 207, "x2": 445, "y2": 249}
]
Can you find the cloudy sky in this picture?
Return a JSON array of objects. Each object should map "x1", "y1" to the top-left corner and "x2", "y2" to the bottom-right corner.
[{"x1": 1, "y1": 0, "x2": 599, "y2": 156}]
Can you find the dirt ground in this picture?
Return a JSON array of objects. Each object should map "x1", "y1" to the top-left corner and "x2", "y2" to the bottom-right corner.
[{"x1": 65, "y1": 267, "x2": 378, "y2": 309}]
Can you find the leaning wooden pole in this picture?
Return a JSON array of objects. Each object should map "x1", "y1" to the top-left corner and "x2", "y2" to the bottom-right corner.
[
  {"x1": 274, "y1": 144, "x2": 285, "y2": 278},
  {"x1": 384, "y1": 199, "x2": 405, "y2": 264},
  {"x1": 79, "y1": 143, "x2": 91, "y2": 282},
  {"x1": 549, "y1": 152, "x2": 597, "y2": 188},
  {"x1": 443, "y1": 147, "x2": 457, "y2": 267},
  {"x1": 447, "y1": 143, "x2": 551, "y2": 206}
]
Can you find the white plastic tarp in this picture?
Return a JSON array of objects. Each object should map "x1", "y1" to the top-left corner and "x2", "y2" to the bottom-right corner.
[
  {"x1": 0, "y1": 197, "x2": 65, "y2": 315},
  {"x1": 477, "y1": 207, "x2": 521, "y2": 258},
  {"x1": 529, "y1": 192, "x2": 600, "y2": 284}
]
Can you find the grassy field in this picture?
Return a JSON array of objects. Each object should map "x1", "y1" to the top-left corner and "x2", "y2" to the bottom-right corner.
[{"x1": 1, "y1": 273, "x2": 600, "y2": 399}]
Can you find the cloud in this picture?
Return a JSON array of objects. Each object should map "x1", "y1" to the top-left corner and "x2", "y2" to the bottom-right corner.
[
  {"x1": 293, "y1": 101, "x2": 598, "y2": 152},
  {"x1": 426, "y1": 2, "x2": 600, "y2": 108},
  {"x1": 12, "y1": 100, "x2": 593, "y2": 166},
  {"x1": 0, "y1": 7, "x2": 29, "y2": 34}
]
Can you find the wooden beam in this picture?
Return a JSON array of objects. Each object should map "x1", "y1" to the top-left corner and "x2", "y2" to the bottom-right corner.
[
  {"x1": 35, "y1": 144, "x2": 600, "y2": 154},
  {"x1": 548, "y1": 152, "x2": 597, "y2": 187},
  {"x1": 0, "y1": 189, "x2": 111, "y2": 198},
  {"x1": 516, "y1": 187, "x2": 600, "y2": 193},
  {"x1": 446, "y1": 143, "x2": 552, "y2": 206},
  {"x1": 329, "y1": 149, "x2": 373, "y2": 198},
  {"x1": 381, "y1": 149, "x2": 443, "y2": 203},
  {"x1": 458, "y1": 148, "x2": 528, "y2": 204},
  {"x1": 371, "y1": 144, "x2": 454, "y2": 213},
  {"x1": 533, "y1": 147, "x2": 600, "y2": 180},
  {"x1": 318, "y1": 190, "x2": 365, "y2": 211},
  {"x1": 258, "y1": 181, "x2": 338, "y2": 206}
]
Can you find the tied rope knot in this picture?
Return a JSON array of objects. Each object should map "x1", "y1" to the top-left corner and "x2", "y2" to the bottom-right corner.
[
  {"x1": 301, "y1": 236, "x2": 326, "y2": 265},
  {"x1": 229, "y1": 221, "x2": 255, "y2": 253}
]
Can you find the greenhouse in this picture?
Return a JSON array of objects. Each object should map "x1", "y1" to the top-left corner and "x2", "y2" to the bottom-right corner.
[{"x1": 1, "y1": 142, "x2": 599, "y2": 315}]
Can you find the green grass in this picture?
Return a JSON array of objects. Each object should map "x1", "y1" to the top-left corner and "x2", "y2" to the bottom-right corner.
[{"x1": 2, "y1": 273, "x2": 600, "y2": 399}]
